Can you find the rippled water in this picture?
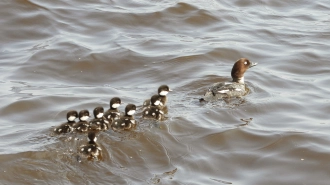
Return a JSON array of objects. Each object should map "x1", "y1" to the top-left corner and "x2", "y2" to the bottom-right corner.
[{"x1": 0, "y1": 0, "x2": 330, "y2": 184}]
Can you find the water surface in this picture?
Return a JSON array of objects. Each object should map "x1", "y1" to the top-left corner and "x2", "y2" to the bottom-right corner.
[{"x1": 0, "y1": 0, "x2": 330, "y2": 184}]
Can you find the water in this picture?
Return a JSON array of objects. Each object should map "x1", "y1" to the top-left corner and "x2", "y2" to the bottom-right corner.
[{"x1": 0, "y1": 0, "x2": 330, "y2": 184}]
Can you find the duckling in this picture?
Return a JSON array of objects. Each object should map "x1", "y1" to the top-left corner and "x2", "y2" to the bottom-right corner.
[
  {"x1": 143, "y1": 85, "x2": 172, "y2": 108},
  {"x1": 73, "y1": 110, "x2": 90, "y2": 133},
  {"x1": 89, "y1": 107, "x2": 109, "y2": 131},
  {"x1": 104, "y1": 97, "x2": 122, "y2": 122},
  {"x1": 54, "y1": 110, "x2": 78, "y2": 134},
  {"x1": 79, "y1": 132, "x2": 102, "y2": 160},
  {"x1": 111, "y1": 104, "x2": 137, "y2": 131},
  {"x1": 142, "y1": 95, "x2": 165, "y2": 121}
]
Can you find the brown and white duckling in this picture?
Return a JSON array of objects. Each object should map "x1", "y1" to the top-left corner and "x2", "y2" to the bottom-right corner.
[
  {"x1": 143, "y1": 85, "x2": 172, "y2": 107},
  {"x1": 111, "y1": 104, "x2": 137, "y2": 131},
  {"x1": 73, "y1": 110, "x2": 90, "y2": 133},
  {"x1": 142, "y1": 95, "x2": 166, "y2": 121},
  {"x1": 104, "y1": 97, "x2": 122, "y2": 122},
  {"x1": 54, "y1": 110, "x2": 78, "y2": 134},
  {"x1": 79, "y1": 132, "x2": 102, "y2": 160},
  {"x1": 89, "y1": 107, "x2": 109, "y2": 131}
]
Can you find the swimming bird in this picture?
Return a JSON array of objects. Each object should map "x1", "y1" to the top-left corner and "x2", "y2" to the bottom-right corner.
[{"x1": 201, "y1": 58, "x2": 257, "y2": 101}]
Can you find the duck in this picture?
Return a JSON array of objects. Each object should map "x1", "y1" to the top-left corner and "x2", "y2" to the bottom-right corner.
[
  {"x1": 79, "y1": 132, "x2": 102, "y2": 160},
  {"x1": 200, "y1": 58, "x2": 257, "y2": 101},
  {"x1": 143, "y1": 85, "x2": 172, "y2": 108},
  {"x1": 104, "y1": 97, "x2": 122, "y2": 122},
  {"x1": 73, "y1": 110, "x2": 90, "y2": 133},
  {"x1": 142, "y1": 95, "x2": 165, "y2": 121},
  {"x1": 89, "y1": 107, "x2": 110, "y2": 131},
  {"x1": 111, "y1": 104, "x2": 137, "y2": 131},
  {"x1": 53, "y1": 110, "x2": 78, "y2": 134}
]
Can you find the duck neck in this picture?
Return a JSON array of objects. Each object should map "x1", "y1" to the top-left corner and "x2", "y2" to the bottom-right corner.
[
  {"x1": 233, "y1": 76, "x2": 244, "y2": 84},
  {"x1": 88, "y1": 140, "x2": 96, "y2": 144},
  {"x1": 125, "y1": 114, "x2": 133, "y2": 118}
]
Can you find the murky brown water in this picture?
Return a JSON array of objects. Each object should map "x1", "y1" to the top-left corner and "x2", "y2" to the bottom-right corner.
[{"x1": 0, "y1": 0, "x2": 330, "y2": 184}]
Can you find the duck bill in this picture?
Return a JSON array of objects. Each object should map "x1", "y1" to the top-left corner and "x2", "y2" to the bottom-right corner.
[{"x1": 249, "y1": 62, "x2": 258, "y2": 68}]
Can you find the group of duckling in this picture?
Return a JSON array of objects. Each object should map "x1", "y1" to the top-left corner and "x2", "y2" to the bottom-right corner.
[
  {"x1": 52, "y1": 58, "x2": 258, "y2": 161},
  {"x1": 53, "y1": 85, "x2": 172, "y2": 160}
]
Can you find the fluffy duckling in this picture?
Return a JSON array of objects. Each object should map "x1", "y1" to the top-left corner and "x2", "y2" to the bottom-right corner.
[
  {"x1": 89, "y1": 107, "x2": 110, "y2": 131},
  {"x1": 54, "y1": 110, "x2": 78, "y2": 134},
  {"x1": 143, "y1": 85, "x2": 172, "y2": 108},
  {"x1": 111, "y1": 104, "x2": 137, "y2": 131},
  {"x1": 79, "y1": 132, "x2": 102, "y2": 160},
  {"x1": 104, "y1": 97, "x2": 122, "y2": 122},
  {"x1": 142, "y1": 95, "x2": 165, "y2": 121},
  {"x1": 73, "y1": 110, "x2": 90, "y2": 133}
]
